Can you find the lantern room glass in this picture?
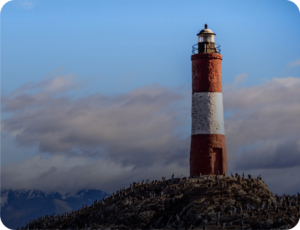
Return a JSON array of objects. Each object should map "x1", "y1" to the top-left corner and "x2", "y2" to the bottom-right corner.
[{"x1": 198, "y1": 34, "x2": 215, "y2": 43}]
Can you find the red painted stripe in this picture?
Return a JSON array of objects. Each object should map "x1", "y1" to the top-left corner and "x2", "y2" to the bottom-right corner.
[
  {"x1": 191, "y1": 53, "x2": 223, "y2": 93},
  {"x1": 190, "y1": 134, "x2": 227, "y2": 176}
]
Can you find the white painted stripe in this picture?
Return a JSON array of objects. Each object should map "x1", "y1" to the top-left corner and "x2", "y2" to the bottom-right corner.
[{"x1": 191, "y1": 92, "x2": 225, "y2": 135}]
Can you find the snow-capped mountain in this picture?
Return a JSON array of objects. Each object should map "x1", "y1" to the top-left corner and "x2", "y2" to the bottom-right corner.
[{"x1": 1, "y1": 189, "x2": 108, "y2": 229}]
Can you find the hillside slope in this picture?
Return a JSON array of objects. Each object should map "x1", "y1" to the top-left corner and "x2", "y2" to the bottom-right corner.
[{"x1": 24, "y1": 174, "x2": 299, "y2": 229}]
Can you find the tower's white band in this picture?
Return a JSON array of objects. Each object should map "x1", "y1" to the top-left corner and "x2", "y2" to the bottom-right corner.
[{"x1": 192, "y1": 92, "x2": 225, "y2": 135}]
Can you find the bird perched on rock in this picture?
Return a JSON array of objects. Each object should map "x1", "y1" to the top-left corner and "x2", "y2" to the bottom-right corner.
[{"x1": 257, "y1": 175, "x2": 261, "y2": 180}]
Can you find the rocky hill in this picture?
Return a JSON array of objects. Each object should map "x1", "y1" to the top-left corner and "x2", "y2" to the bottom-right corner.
[{"x1": 23, "y1": 174, "x2": 299, "y2": 229}]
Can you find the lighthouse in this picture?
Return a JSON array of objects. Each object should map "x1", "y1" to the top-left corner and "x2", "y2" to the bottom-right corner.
[{"x1": 190, "y1": 24, "x2": 228, "y2": 176}]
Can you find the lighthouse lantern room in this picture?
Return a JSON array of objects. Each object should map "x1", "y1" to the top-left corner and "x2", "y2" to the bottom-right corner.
[{"x1": 195, "y1": 24, "x2": 219, "y2": 54}]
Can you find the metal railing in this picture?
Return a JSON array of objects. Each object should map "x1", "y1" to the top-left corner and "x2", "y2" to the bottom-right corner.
[{"x1": 192, "y1": 44, "x2": 221, "y2": 54}]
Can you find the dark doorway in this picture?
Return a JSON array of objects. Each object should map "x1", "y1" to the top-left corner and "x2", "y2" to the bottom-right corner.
[{"x1": 213, "y1": 148, "x2": 222, "y2": 174}]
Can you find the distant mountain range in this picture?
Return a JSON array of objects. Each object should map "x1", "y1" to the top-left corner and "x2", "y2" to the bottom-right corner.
[{"x1": 1, "y1": 189, "x2": 108, "y2": 229}]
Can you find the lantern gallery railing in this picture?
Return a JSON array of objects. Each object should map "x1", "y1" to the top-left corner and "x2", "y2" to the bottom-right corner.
[{"x1": 192, "y1": 44, "x2": 221, "y2": 54}]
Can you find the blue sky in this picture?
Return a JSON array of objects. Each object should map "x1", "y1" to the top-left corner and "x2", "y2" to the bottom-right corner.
[
  {"x1": 2, "y1": 0, "x2": 299, "y2": 95},
  {"x1": 1, "y1": 0, "x2": 300, "y2": 196}
]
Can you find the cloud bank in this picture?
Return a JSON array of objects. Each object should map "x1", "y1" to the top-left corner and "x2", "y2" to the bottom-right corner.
[
  {"x1": 1, "y1": 74, "x2": 300, "y2": 195},
  {"x1": 224, "y1": 77, "x2": 300, "y2": 170},
  {"x1": 2, "y1": 76, "x2": 190, "y2": 169}
]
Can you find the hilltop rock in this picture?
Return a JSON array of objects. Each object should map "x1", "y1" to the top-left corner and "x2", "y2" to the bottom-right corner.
[{"x1": 24, "y1": 175, "x2": 299, "y2": 229}]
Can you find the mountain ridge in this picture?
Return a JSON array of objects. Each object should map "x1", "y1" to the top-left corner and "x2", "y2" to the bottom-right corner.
[{"x1": 1, "y1": 188, "x2": 109, "y2": 229}]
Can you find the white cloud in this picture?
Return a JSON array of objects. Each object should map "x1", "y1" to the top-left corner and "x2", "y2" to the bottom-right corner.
[
  {"x1": 231, "y1": 73, "x2": 248, "y2": 88},
  {"x1": 44, "y1": 75, "x2": 76, "y2": 92},
  {"x1": 1, "y1": 191, "x2": 9, "y2": 207},
  {"x1": 223, "y1": 76, "x2": 300, "y2": 187},
  {"x1": 223, "y1": 73, "x2": 248, "y2": 92},
  {"x1": 1, "y1": 155, "x2": 188, "y2": 194},
  {"x1": 19, "y1": 0, "x2": 34, "y2": 9},
  {"x1": 2, "y1": 75, "x2": 190, "y2": 168},
  {"x1": 2, "y1": 74, "x2": 300, "y2": 195},
  {"x1": 289, "y1": 59, "x2": 300, "y2": 67}
]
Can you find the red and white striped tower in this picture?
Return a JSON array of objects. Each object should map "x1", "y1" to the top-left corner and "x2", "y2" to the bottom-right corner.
[{"x1": 190, "y1": 24, "x2": 228, "y2": 176}]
